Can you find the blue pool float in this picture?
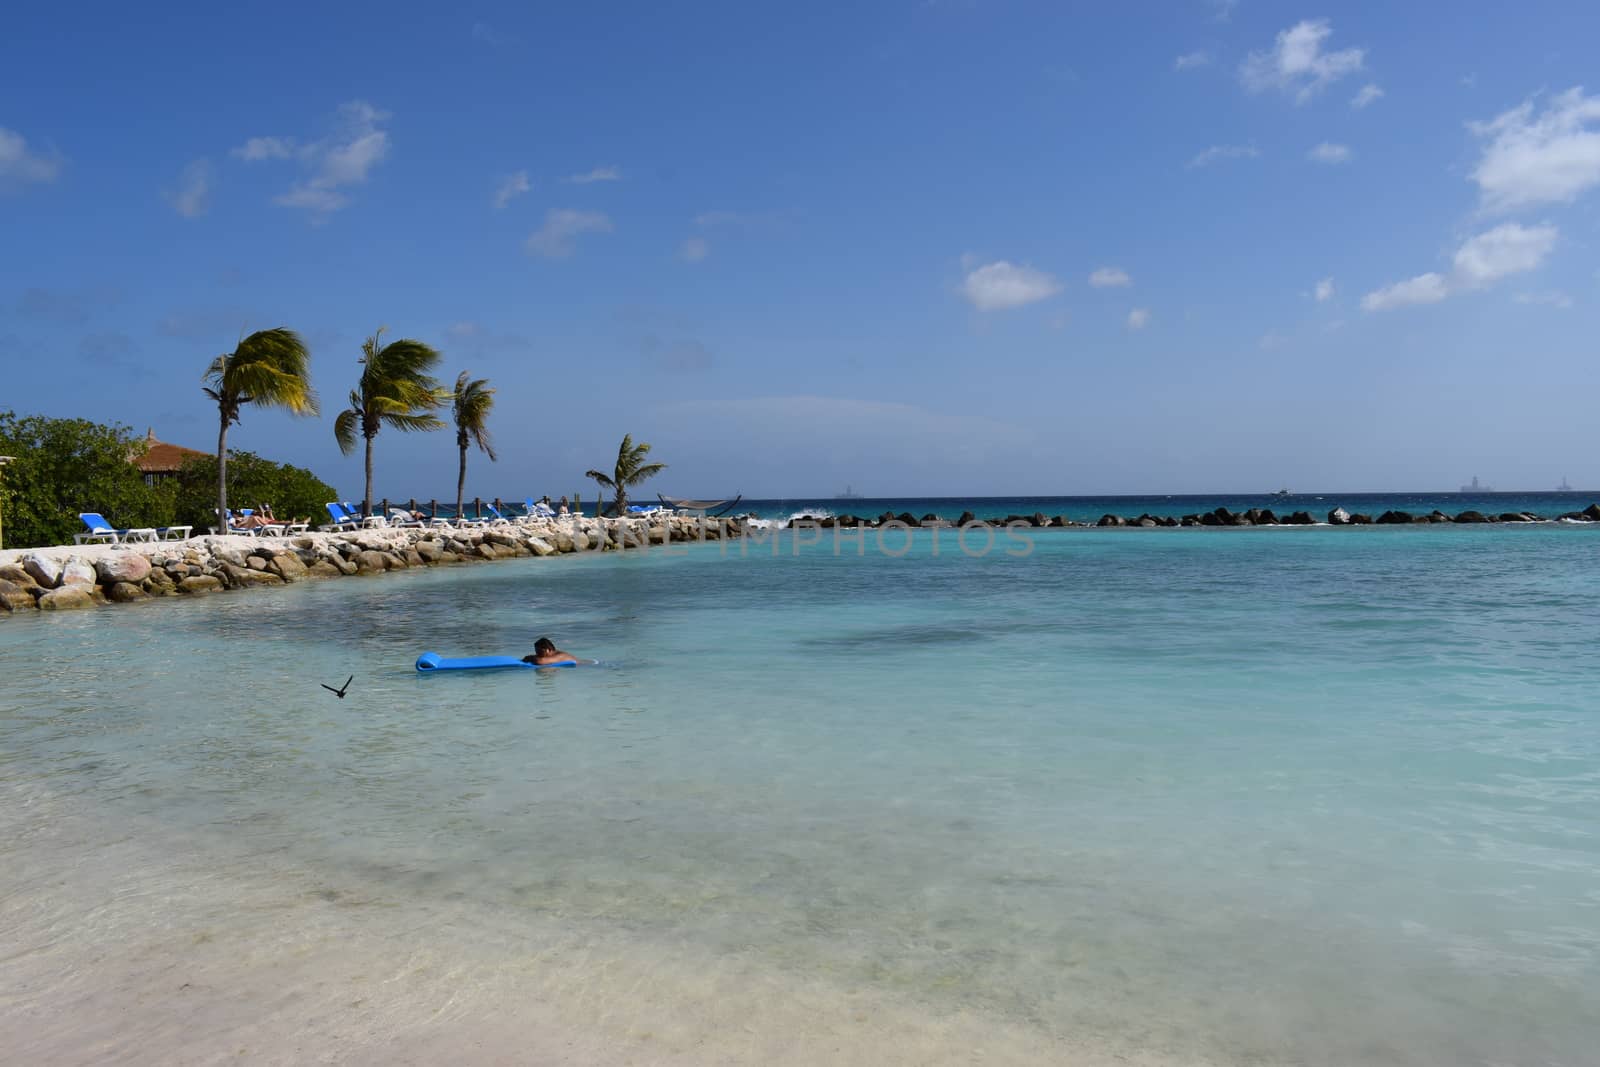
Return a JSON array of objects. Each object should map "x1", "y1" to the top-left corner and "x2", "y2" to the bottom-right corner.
[{"x1": 415, "y1": 651, "x2": 577, "y2": 672}]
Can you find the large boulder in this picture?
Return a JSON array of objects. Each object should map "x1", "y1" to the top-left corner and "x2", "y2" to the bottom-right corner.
[
  {"x1": 1375, "y1": 510, "x2": 1413, "y2": 525},
  {"x1": 1328, "y1": 507, "x2": 1351, "y2": 525},
  {"x1": 414, "y1": 539, "x2": 443, "y2": 562},
  {"x1": 268, "y1": 553, "x2": 309, "y2": 581},
  {"x1": 356, "y1": 550, "x2": 389, "y2": 574},
  {"x1": 1499, "y1": 512, "x2": 1534, "y2": 523},
  {"x1": 21, "y1": 553, "x2": 62, "y2": 589},
  {"x1": 95, "y1": 553, "x2": 152, "y2": 585},
  {"x1": 1454, "y1": 510, "x2": 1490, "y2": 523},
  {"x1": 107, "y1": 581, "x2": 148, "y2": 603},
  {"x1": 1349, "y1": 513, "x2": 1374, "y2": 525},
  {"x1": 0, "y1": 578, "x2": 36, "y2": 612},
  {"x1": 38, "y1": 585, "x2": 97, "y2": 611},
  {"x1": 1097, "y1": 514, "x2": 1126, "y2": 527},
  {"x1": 0, "y1": 563, "x2": 34, "y2": 586},
  {"x1": 59, "y1": 560, "x2": 97, "y2": 587},
  {"x1": 528, "y1": 537, "x2": 556, "y2": 557},
  {"x1": 178, "y1": 575, "x2": 223, "y2": 595},
  {"x1": 1583, "y1": 503, "x2": 1600, "y2": 521}
]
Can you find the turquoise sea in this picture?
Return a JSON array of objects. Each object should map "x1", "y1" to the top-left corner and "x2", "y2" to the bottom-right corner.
[{"x1": 3, "y1": 522, "x2": 1598, "y2": 1064}]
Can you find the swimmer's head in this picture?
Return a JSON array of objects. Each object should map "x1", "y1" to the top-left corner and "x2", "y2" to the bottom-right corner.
[{"x1": 534, "y1": 636, "x2": 557, "y2": 655}]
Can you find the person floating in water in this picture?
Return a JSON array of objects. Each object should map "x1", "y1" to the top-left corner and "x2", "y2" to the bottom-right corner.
[{"x1": 523, "y1": 636, "x2": 585, "y2": 667}]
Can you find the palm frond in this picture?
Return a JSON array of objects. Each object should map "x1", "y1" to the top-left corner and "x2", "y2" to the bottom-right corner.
[
  {"x1": 622, "y1": 461, "x2": 667, "y2": 487},
  {"x1": 333, "y1": 409, "x2": 361, "y2": 455},
  {"x1": 585, "y1": 470, "x2": 618, "y2": 491}
]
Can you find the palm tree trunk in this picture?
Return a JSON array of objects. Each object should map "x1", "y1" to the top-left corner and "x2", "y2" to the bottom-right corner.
[
  {"x1": 216, "y1": 410, "x2": 229, "y2": 533},
  {"x1": 456, "y1": 442, "x2": 468, "y2": 519},
  {"x1": 616, "y1": 489, "x2": 626, "y2": 516},
  {"x1": 364, "y1": 433, "x2": 375, "y2": 518}
]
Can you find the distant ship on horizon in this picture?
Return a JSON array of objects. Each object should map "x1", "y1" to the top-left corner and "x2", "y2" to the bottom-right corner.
[
  {"x1": 1558, "y1": 476, "x2": 1574, "y2": 492},
  {"x1": 836, "y1": 485, "x2": 864, "y2": 500},
  {"x1": 1460, "y1": 475, "x2": 1493, "y2": 493}
]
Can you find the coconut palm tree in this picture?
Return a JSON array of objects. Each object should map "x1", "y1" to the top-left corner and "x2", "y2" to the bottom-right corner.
[
  {"x1": 451, "y1": 371, "x2": 497, "y2": 519},
  {"x1": 586, "y1": 434, "x2": 666, "y2": 517},
  {"x1": 333, "y1": 329, "x2": 446, "y2": 517},
  {"x1": 202, "y1": 328, "x2": 317, "y2": 530}
]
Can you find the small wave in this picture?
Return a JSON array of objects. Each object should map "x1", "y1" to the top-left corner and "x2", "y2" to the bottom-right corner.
[{"x1": 744, "y1": 508, "x2": 837, "y2": 530}]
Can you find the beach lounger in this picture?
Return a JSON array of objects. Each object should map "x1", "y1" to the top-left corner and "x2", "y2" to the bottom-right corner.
[
  {"x1": 319, "y1": 502, "x2": 360, "y2": 532},
  {"x1": 525, "y1": 498, "x2": 557, "y2": 520},
  {"x1": 484, "y1": 504, "x2": 512, "y2": 527},
  {"x1": 344, "y1": 502, "x2": 388, "y2": 529},
  {"x1": 260, "y1": 505, "x2": 309, "y2": 534},
  {"x1": 75, "y1": 512, "x2": 158, "y2": 544},
  {"x1": 387, "y1": 508, "x2": 424, "y2": 528}
]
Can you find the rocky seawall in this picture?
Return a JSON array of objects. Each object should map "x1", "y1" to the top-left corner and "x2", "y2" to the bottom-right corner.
[
  {"x1": 805, "y1": 503, "x2": 1600, "y2": 529},
  {"x1": 0, "y1": 516, "x2": 739, "y2": 617}
]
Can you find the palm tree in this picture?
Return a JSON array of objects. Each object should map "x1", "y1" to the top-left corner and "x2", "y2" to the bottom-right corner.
[
  {"x1": 202, "y1": 328, "x2": 317, "y2": 530},
  {"x1": 451, "y1": 371, "x2": 497, "y2": 519},
  {"x1": 333, "y1": 329, "x2": 446, "y2": 517},
  {"x1": 586, "y1": 434, "x2": 667, "y2": 517}
]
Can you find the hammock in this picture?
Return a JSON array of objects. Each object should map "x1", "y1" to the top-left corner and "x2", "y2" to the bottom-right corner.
[{"x1": 658, "y1": 493, "x2": 743, "y2": 517}]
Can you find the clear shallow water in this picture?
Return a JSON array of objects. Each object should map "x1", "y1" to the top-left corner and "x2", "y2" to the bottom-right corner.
[{"x1": 3, "y1": 526, "x2": 1598, "y2": 1064}]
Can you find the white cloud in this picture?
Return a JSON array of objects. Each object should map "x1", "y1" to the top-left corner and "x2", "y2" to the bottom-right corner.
[
  {"x1": 446, "y1": 321, "x2": 482, "y2": 339},
  {"x1": 1470, "y1": 87, "x2": 1600, "y2": 213},
  {"x1": 680, "y1": 237, "x2": 709, "y2": 263},
  {"x1": 1362, "y1": 222, "x2": 1557, "y2": 311},
  {"x1": 0, "y1": 127, "x2": 63, "y2": 186},
  {"x1": 563, "y1": 165, "x2": 621, "y2": 184},
  {"x1": 169, "y1": 158, "x2": 211, "y2": 218},
  {"x1": 525, "y1": 208, "x2": 614, "y2": 258},
  {"x1": 1187, "y1": 143, "x2": 1260, "y2": 169},
  {"x1": 1361, "y1": 272, "x2": 1449, "y2": 311},
  {"x1": 1451, "y1": 222, "x2": 1557, "y2": 285},
  {"x1": 1315, "y1": 277, "x2": 1335, "y2": 301},
  {"x1": 1174, "y1": 51, "x2": 1211, "y2": 71},
  {"x1": 493, "y1": 170, "x2": 530, "y2": 209},
  {"x1": 1088, "y1": 267, "x2": 1131, "y2": 287},
  {"x1": 1514, "y1": 290, "x2": 1573, "y2": 309},
  {"x1": 231, "y1": 136, "x2": 295, "y2": 161},
  {"x1": 1126, "y1": 308, "x2": 1151, "y2": 330},
  {"x1": 236, "y1": 101, "x2": 391, "y2": 217},
  {"x1": 1210, "y1": 0, "x2": 1238, "y2": 23},
  {"x1": 960, "y1": 261, "x2": 1062, "y2": 311},
  {"x1": 1241, "y1": 19, "x2": 1365, "y2": 104},
  {"x1": 1351, "y1": 83, "x2": 1384, "y2": 109},
  {"x1": 1307, "y1": 142, "x2": 1352, "y2": 164}
]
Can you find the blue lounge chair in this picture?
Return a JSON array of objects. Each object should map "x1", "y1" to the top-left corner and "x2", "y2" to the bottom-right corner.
[
  {"x1": 484, "y1": 504, "x2": 512, "y2": 526},
  {"x1": 525, "y1": 498, "x2": 557, "y2": 519},
  {"x1": 320, "y1": 502, "x2": 360, "y2": 531},
  {"x1": 76, "y1": 512, "x2": 157, "y2": 544}
]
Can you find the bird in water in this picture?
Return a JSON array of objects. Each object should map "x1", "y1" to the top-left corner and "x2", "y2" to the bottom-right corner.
[{"x1": 321, "y1": 675, "x2": 353, "y2": 699}]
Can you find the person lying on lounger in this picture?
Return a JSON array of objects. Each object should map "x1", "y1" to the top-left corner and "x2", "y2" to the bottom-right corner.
[{"x1": 522, "y1": 636, "x2": 588, "y2": 667}]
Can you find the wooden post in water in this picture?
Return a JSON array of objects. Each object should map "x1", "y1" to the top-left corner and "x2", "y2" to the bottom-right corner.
[
  {"x1": 474, "y1": 497, "x2": 482, "y2": 519},
  {"x1": 380, "y1": 498, "x2": 389, "y2": 518},
  {"x1": 429, "y1": 499, "x2": 438, "y2": 519},
  {"x1": 408, "y1": 498, "x2": 417, "y2": 515}
]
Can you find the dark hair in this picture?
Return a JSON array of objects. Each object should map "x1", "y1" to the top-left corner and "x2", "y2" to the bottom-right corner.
[{"x1": 534, "y1": 637, "x2": 556, "y2": 654}]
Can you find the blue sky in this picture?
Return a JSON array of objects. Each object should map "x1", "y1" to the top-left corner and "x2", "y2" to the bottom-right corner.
[{"x1": 3, "y1": 1, "x2": 1599, "y2": 499}]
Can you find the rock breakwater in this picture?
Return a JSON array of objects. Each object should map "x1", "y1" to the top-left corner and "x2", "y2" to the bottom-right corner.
[{"x1": 0, "y1": 516, "x2": 738, "y2": 617}]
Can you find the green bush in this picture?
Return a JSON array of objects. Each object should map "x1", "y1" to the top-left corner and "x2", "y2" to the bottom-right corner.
[
  {"x1": 0, "y1": 411, "x2": 173, "y2": 548},
  {"x1": 171, "y1": 451, "x2": 339, "y2": 531}
]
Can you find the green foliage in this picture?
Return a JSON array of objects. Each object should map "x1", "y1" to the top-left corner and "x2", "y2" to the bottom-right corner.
[
  {"x1": 170, "y1": 451, "x2": 339, "y2": 531},
  {"x1": 585, "y1": 434, "x2": 667, "y2": 516},
  {"x1": 0, "y1": 411, "x2": 172, "y2": 549}
]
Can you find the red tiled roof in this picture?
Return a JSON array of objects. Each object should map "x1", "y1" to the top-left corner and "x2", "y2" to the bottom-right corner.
[{"x1": 133, "y1": 429, "x2": 209, "y2": 473}]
